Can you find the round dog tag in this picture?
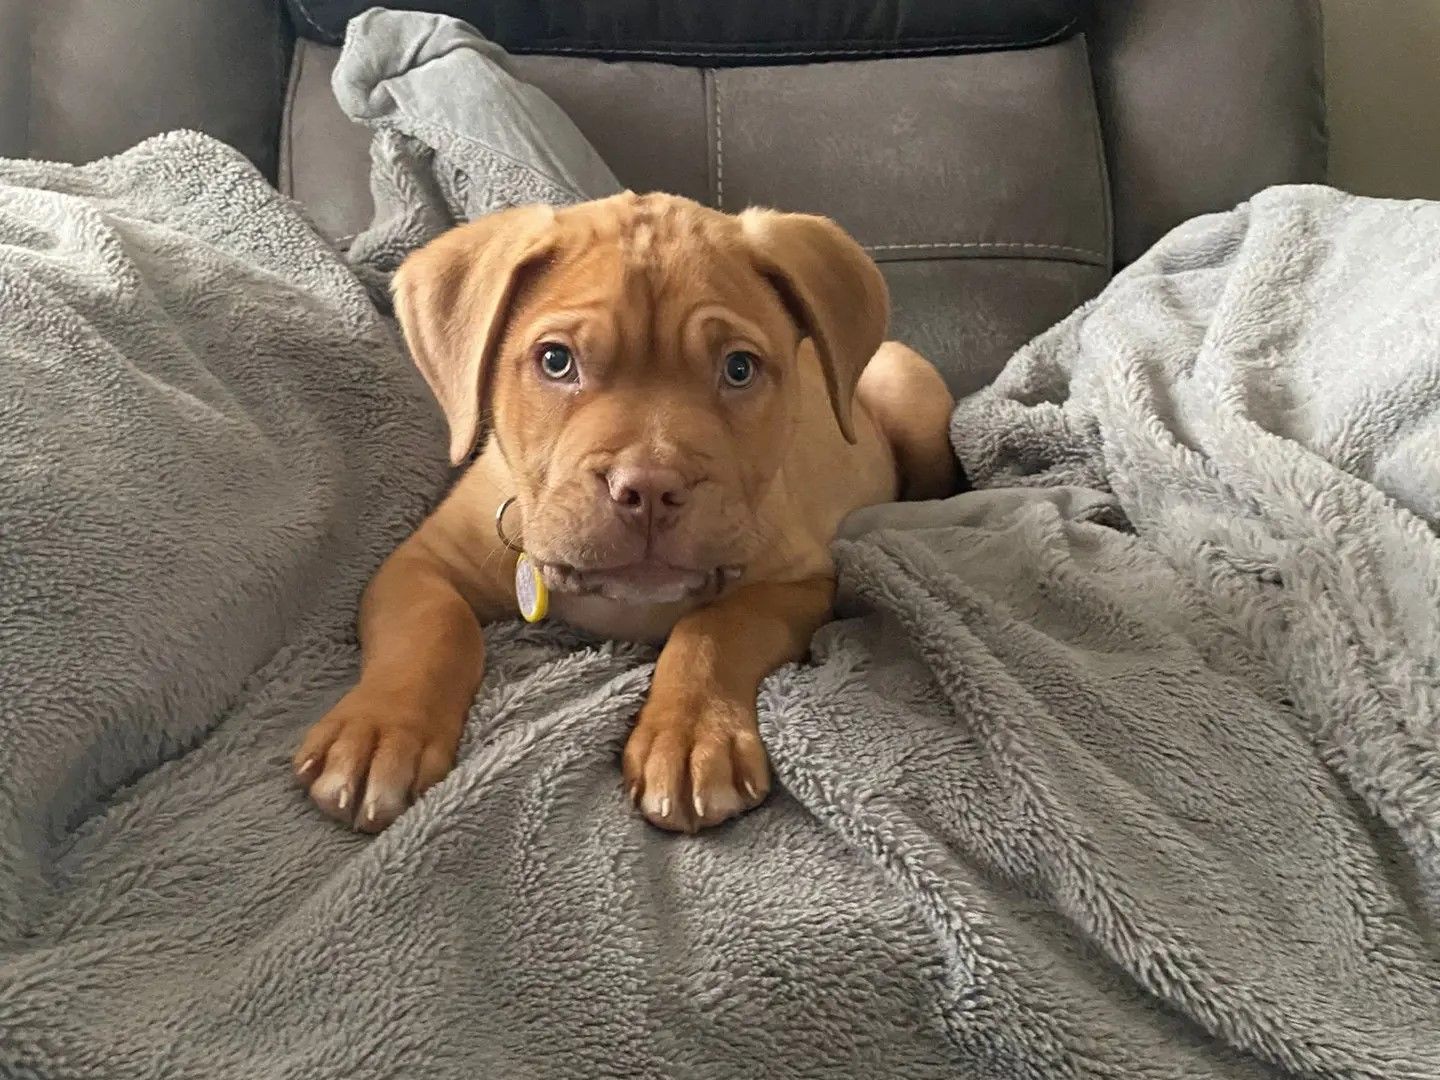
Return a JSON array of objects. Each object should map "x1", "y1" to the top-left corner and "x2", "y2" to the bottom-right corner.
[{"x1": 515, "y1": 553, "x2": 549, "y2": 623}]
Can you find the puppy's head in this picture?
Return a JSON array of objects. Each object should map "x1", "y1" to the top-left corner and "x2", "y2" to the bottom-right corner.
[{"x1": 392, "y1": 192, "x2": 888, "y2": 604}]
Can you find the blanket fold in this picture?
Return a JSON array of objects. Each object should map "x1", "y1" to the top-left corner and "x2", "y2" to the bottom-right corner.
[
  {"x1": 952, "y1": 185, "x2": 1440, "y2": 904},
  {"x1": 332, "y1": 7, "x2": 622, "y2": 305}
]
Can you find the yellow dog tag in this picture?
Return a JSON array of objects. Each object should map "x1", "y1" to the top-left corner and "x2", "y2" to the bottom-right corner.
[{"x1": 515, "y1": 553, "x2": 549, "y2": 623}]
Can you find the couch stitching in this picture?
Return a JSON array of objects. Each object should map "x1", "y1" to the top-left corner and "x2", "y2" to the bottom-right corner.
[
  {"x1": 867, "y1": 241, "x2": 1104, "y2": 259},
  {"x1": 712, "y1": 72, "x2": 725, "y2": 211}
]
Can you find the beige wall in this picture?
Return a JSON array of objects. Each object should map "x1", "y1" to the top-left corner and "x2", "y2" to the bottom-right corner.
[{"x1": 1323, "y1": 0, "x2": 1440, "y2": 200}]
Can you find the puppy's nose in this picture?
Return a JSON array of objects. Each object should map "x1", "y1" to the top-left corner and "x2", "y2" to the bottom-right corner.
[{"x1": 605, "y1": 465, "x2": 689, "y2": 521}]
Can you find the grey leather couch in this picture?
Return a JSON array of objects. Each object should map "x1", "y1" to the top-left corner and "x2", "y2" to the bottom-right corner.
[{"x1": 1, "y1": 0, "x2": 1327, "y2": 394}]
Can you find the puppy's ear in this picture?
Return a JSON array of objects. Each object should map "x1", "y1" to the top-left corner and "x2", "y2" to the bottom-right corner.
[
  {"x1": 392, "y1": 205, "x2": 557, "y2": 465},
  {"x1": 740, "y1": 209, "x2": 889, "y2": 443}
]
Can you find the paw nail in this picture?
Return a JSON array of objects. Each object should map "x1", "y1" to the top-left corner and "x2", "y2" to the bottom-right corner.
[
  {"x1": 628, "y1": 782, "x2": 640, "y2": 807},
  {"x1": 296, "y1": 756, "x2": 318, "y2": 778},
  {"x1": 743, "y1": 780, "x2": 760, "y2": 802},
  {"x1": 659, "y1": 797, "x2": 671, "y2": 819},
  {"x1": 693, "y1": 795, "x2": 706, "y2": 819},
  {"x1": 337, "y1": 788, "x2": 351, "y2": 812}
]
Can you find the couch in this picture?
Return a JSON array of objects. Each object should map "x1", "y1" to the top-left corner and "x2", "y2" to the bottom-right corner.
[{"x1": 22, "y1": 7, "x2": 1427, "y2": 1079}]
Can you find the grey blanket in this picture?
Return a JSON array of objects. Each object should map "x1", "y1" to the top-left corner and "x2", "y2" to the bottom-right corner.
[
  {"x1": 2, "y1": 16, "x2": 1439, "y2": 1080},
  {"x1": 332, "y1": 8, "x2": 621, "y2": 304}
]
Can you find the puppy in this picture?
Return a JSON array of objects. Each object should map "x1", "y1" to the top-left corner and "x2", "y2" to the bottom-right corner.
[{"x1": 294, "y1": 191, "x2": 956, "y2": 833}]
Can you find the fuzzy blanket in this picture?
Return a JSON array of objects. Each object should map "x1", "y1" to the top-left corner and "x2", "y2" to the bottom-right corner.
[{"x1": 1, "y1": 13, "x2": 1438, "y2": 1078}]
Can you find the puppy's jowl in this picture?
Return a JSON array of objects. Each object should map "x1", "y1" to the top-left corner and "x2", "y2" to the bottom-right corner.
[{"x1": 295, "y1": 192, "x2": 956, "y2": 833}]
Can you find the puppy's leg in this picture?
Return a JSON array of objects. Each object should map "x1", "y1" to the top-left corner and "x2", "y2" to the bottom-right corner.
[
  {"x1": 858, "y1": 341, "x2": 960, "y2": 500},
  {"x1": 295, "y1": 499, "x2": 512, "y2": 832},
  {"x1": 623, "y1": 577, "x2": 833, "y2": 832}
]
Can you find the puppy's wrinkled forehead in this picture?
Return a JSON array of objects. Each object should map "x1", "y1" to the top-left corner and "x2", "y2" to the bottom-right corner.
[
  {"x1": 560, "y1": 192, "x2": 732, "y2": 263},
  {"x1": 535, "y1": 195, "x2": 785, "y2": 333}
]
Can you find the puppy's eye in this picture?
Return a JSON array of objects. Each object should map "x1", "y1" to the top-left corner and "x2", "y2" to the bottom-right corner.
[
  {"x1": 722, "y1": 351, "x2": 759, "y2": 389},
  {"x1": 537, "y1": 343, "x2": 576, "y2": 381}
]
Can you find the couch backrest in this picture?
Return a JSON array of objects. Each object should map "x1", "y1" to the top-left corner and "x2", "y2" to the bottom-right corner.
[
  {"x1": 287, "y1": 33, "x2": 1112, "y2": 397},
  {"x1": 0, "y1": 0, "x2": 1326, "y2": 393}
]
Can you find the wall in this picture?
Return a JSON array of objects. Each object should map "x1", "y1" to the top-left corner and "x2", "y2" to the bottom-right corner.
[{"x1": 1323, "y1": 0, "x2": 1440, "y2": 200}]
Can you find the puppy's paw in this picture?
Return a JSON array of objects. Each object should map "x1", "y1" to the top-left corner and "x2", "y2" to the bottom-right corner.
[
  {"x1": 293, "y1": 691, "x2": 458, "y2": 833},
  {"x1": 622, "y1": 698, "x2": 770, "y2": 833}
]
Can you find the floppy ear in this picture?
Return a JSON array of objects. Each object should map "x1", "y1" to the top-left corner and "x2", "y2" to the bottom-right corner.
[
  {"x1": 739, "y1": 209, "x2": 889, "y2": 443},
  {"x1": 391, "y1": 204, "x2": 557, "y2": 465}
]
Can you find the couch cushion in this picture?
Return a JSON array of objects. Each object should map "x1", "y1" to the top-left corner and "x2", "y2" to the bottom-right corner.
[
  {"x1": 284, "y1": 0, "x2": 1086, "y2": 60},
  {"x1": 1090, "y1": 0, "x2": 1328, "y2": 264},
  {"x1": 0, "y1": 0, "x2": 289, "y2": 181},
  {"x1": 284, "y1": 34, "x2": 1109, "y2": 396}
]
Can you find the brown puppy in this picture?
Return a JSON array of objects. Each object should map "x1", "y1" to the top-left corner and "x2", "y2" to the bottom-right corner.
[{"x1": 294, "y1": 192, "x2": 956, "y2": 833}]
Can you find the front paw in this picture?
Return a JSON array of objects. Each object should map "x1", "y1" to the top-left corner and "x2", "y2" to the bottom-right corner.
[
  {"x1": 622, "y1": 697, "x2": 770, "y2": 833},
  {"x1": 293, "y1": 690, "x2": 459, "y2": 832}
]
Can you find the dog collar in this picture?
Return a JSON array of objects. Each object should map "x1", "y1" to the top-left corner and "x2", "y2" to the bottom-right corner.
[{"x1": 496, "y1": 496, "x2": 549, "y2": 623}]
